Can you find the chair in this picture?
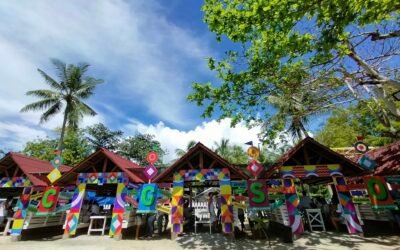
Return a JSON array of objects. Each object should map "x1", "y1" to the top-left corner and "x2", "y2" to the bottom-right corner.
[
  {"x1": 87, "y1": 215, "x2": 110, "y2": 236},
  {"x1": 193, "y1": 201, "x2": 212, "y2": 234},
  {"x1": 306, "y1": 209, "x2": 326, "y2": 232}
]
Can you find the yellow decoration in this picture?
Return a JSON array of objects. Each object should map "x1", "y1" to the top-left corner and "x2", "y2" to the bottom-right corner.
[
  {"x1": 47, "y1": 168, "x2": 62, "y2": 183},
  {"x1": 233, "y1": 202, "x2": 247, "y2": 209},
  {"x1": 247, "y1": 146, "x2": 260, "y2": 159}
]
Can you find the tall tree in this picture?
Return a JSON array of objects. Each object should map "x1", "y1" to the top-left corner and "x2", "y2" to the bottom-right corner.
[
  {"x1": 118, "y1": 134, "x2": 165, "y2": 166},
  {"x1": 22, "y1": 129, "x2": 91, "y2": 165},
  {"x1": 190, "y1": 0, "x2": 400, "y2": 141},
  {"x1": 20, "y1": 59, "x2": 103, "y2": 152},
  {"x1": 229, "y1": 145, "x2": 249, "y2": 165},
  {"x1": 175, "y1": 140, "x2": 197, "y2": 158},
  {"x1": 86, "y1": 123, "x2": 123, "y2": 151}
]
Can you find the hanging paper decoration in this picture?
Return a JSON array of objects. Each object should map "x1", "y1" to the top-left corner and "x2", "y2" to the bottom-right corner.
[
  {"x1": 247, "y1": 180, "x2": 269, "y2": 210},
  {"x1": 358, "y1": 155, "x2": 377, "y2": 171},
  {"x1": 64, "y1": 184, "x2": 86, "y2": 236},
  {"x1": 146, "y1": 151, "x2": 158, "y2": 164},
  {"x1": 109, "y1": 183, "x2": 127, "y2": 237},
  {"x1": 246, "y1": 160, "x2": 264, "y2": 177},
  {"x1": 47, "y1": 168, "x2": 62, "y2": 184},
  {"x1": 137, "y1": 184, "x2": 158, "y2": 213},
  {"x1": 283, "y1": 179, "x2": 304, "y2": 235},
  {"x1": 363, "y1": 176, "x2": 396, "y2": 210},
  {"x1": 11, "y1": 187, "x2": 32, "y2": 236},
  {"x1": 247, "y1": 146, "x2": 260, "y2": 159},
  {"x1": 144, "y1": 164, "x2": 158, "y2": 181},
  {"x1": 354, "y1": 141, "x2": 369, "y2": 153},
  {"x1": 38, "y1": 186, "x2": 60, "y2": 213},
  {"x1": 51, "y1": 155, "x2": 63, "y2": 168}
]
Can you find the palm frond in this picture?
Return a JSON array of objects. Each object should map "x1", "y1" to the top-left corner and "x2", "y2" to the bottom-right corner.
[
  {"x1": 75, "y1": 79, "x2": 103, "y2": 99},
  {"x1": 40, "y1": 101, "x2": 63, "y2": 123},
  {"x1": 37, "y1": 69, "x2": 64, "y2": 91},
  {"x1": 26, "y1": 89, "x2": 59, "y2": 99},
  {"x1": 76, "y1": 99, "x2": 97, "y2": 116},
  {"x1": 20, "y1": 98, "x2": 59, "y2": 112}
]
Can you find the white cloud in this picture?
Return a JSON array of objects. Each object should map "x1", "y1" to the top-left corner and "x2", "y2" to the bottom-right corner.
[
  {"x1": 0, "y1": 122, "x2": 47, "y2": 150},
  {"x1": 123, "y1": 118, "x2": 262, "y2": 163}
]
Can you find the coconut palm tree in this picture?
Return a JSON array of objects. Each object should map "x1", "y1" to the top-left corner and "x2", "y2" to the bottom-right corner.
[
  {"x1": 21, "y1": 59, "x2": 103, "y2": 152},
  {"x1": 175, "y1": 140, "x2": 197, "y2": 157},
  {"x1": 213, "y1": 138, "x2": 231, "y2": 160}
]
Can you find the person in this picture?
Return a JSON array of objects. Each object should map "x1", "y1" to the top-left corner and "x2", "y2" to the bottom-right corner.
[
  {"x1": 299, "y1": 191, "x2": 313, "y2": 210},
  {"x1": 215, "y1": 192, "x2": 221, "y2": 228},
  {"x1": 81, "y1": 200, "x2": 90, "y2": 223},
  {"x1": 157, "y1": 210, "x2": 169, "y2": 235},
  {"x1": 0, "y1": 199, "x2": 6, "y2": 225},
  {"x1": 90, "y1": 200, "x2": 100, "y2": 216},
  {"x1": 183, "y1": 199, "x2": 194, "y2": 230},
  {"x1": 330, "y1": 196, "x2": 345, "y2": 232},
  {"x1": 208, "y1": 193, "x2": 217, "y2": 232},
  {"x1": 238, "y1": 207, "x2": 245, "y2": 231},
  {"x1": 144, "y1": 213, "x2": 157, "y2": 239}
]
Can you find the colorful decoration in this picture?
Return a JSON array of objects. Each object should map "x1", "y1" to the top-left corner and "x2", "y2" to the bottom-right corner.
[
  {"x1": 354, "y1": 141, "x2": 369, "y2": 153},
  {"x1": 247, "y1": 146, "x2": 260, "y2": 159},
  {"x1": 172, "y1": 168, "x2": 233, "y2": 234},
  {"x1": 281, "y1": 164, "x2": 342, "y2": 178},
  {"x1": 358, "y1": 155, "x2": 377, "y2": 171},
  {"x1": 137, "y1": 184, "x2": 158, "y2": 213},
  {"x1": 38, "y1": 187, "x2": 60, "y2": 213},
  {"x1": 109, "y1": 183, "x2": 127, "y2": 237},
  {"x1": 173, "y1": 168, "x2": 231, "y2": 182},
  {"x1": 219, "y1": 179, "x2": 233, "y2": 233},
  {"x1": 144, "y1": 164, "x2": 158, "y2": 181},
  {"x1": 146, "y1": 152, "x2": 158, "y2": 164},
  {"x1": 47, "y1": 168, "x2": 62, "y2": 184},
  {"x1": 157, "y1": 204, "x2": 171, "y2": 214},
  {"x1": 51, "y1": 155, "x2": 63, "y2": 168},
  {"x1": 11, "y1": 187, "x2": 32, "y2": 236},
  {"x1": 0, "y1": 176, "x2": 31, "y2": 188},
  {"x1": 333, "y1": 177, "x2": 363, "y2": 234},
  {"x1": 64, "y1": 184, "x2": 86, "y2": 236},
  {"x1": 363, "y1": 176, "x2": 397, "y2": 210},
  {"x1": 283, "y1": 179, "x2": 304, "y2": 235},
  {"x1": 247, "y1": 180, "x2": 269, "y2": 210},
  {"x1": 171, "y1": 180, "x2": 184, "y2": 234},
  {"x1": 77, "y1": 172, "x2": 128, "y2": 185},
  {"x1": 246, "y1": 160, "x2": 264, "y2": 177}
]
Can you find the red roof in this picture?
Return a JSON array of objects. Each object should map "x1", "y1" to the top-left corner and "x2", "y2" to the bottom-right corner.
[
  {"x1": 365, "y1": 141, "x2": 400, "y2": 175},
  {"x1": 0, "y1": 152, "x2": 72, "y2": 186},
  {"x1": 55, "y1": 148, "x2": 145, "y2": 184}
]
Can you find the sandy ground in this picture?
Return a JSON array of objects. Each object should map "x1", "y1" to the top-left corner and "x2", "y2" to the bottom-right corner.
[{"x1": 0, "y1": 231, "x2": 399, "y2": 250}]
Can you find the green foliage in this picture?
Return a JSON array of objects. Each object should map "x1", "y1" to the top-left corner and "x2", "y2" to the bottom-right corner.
[
  {"x1": 118, "y1": 134, "x2": 165, "y2": 166},
  {"x1": 20, "y1": 59, "x2": 103, "y2": 151},
  {"x1": 22, "y1": 129, "x2": 91, "y2": 165},
  {"x1": 175, "y1": 140, "x2": 197, "y2": 158},
  {"x1": 85, "y1": 123, "x2": 123, "y2": 150},
  {"x1": 316, "y1": 102, "x2": 400, "y2": 147},
  {"x1": 190, "y1": 0, "x2": 400, "y2": 144}
]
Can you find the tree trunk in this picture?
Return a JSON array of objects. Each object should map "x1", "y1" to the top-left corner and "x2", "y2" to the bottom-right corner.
[
  {"x1": 58, "y1": 110, "x2": 68, "y2": 152},
  {"x1": 299, "y1": 122, "x2": 309, "y2": 138}
]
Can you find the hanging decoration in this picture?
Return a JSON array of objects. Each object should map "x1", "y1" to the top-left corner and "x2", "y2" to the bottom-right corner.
[{"x1": 47, "y1": 151, "x2": 63, "y2": 183}]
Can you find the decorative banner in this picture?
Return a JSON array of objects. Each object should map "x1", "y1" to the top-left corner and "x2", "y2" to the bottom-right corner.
[
  {"x1": 144, "y1": 164, "x2": 158, "y2": 181},
  {"x1": 220, "y1": 179, "x2": 233, "y2": 234},
  {"x1": 146, "y1": 152, "x2": 158, "y2": 164},
  {"x1": 363, "y1": 176, "x2": 396, "y2": 210},
  {"x1": 51, "y1": 155, "x2": 63, "y2": 169},
  {"x1": 137, "y1": 184, "x2": 158, "y2": 213},
  {"x1": 358, "y1": 155, "x2": 377, "y2": 171},
  {"x1": 38, "y1": 187, "x2": 60, "y2": 213},
  {"x1": 171, "y1": 180, "x2": 184, "y2": 234},
  {"x1": 11, "y1": 187, "x2": 33, "y2": 236},
  {"x1": 281, "y1": 164, "x2": 342, "y2": 178},
  {"x1": 173, "y1": 168, "x2": 230, "y2": 182},
  {"x1": 0, "y1": 176, "x2": 32, "y2": 188},
  {"x1": 354, "y1": 141, "x2": 369, "y2": 153},
  {"x1": 247, "y1": 146, "x2": 260, "y2": 159},
  {"x1": 47, "y1": 168, "x2": 62, "y2": 184},
  {"x1": 110, "y1": 183, "x2": 127, "y2": 237},
  {"x1": 333, "y1": 177, "x2": 363, "y2": 234},
  {"x1": 64, "y1": 184, "x2": 86, "y2": 236},
  {"x1": 77, "y1": 172, "x2": 128, "y2": 185},
  {"x1": 283, "y1": 179, "x2": 304, "y2": 235},
  {"x1": 247, "y1": 180, "x2": 269, "y2": 210},
  {"x1": 246, "y1": 160, "x2": 263, "y2": 177}
]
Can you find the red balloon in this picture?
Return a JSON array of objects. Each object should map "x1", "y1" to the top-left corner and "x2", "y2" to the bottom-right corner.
[{"x1": 146, "y1": 152, "x2": 158, "y2": 164}]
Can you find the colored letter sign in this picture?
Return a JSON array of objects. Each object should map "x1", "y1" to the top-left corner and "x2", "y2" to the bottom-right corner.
[
  {"x1": 137, "y1": 184, "x2": 158, "y2": 213},
  {"x1": 364, "y1": 176, "x2": 396, "y2": 209},
  {"x1": 247, "y1": 180, "x2": 269, "y2": 210},
  {"x1": 38, "y1": 187, "x2": 60, "y2": 213}
]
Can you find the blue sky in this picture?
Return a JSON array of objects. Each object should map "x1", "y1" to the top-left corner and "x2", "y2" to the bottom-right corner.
[{"x1": 0, "y1": 1, "x2": 323, "y2": 162}]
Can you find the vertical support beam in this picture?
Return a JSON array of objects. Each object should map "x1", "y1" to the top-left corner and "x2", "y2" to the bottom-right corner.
[
  {"x1": 219, "y1": 178, "x2": 233, "y2": 233},
  {"x1": 11, "y1": 187, "x2": 32, "y2": 239},
  {"x1": 64, "y1": 184, "x2": 86, "y2": 237},
  {"x1": 171, "y1": 172, "x2": 184, "y2": 236},
  {"x1": 200, "y1": 152, "x2": 204, "y2": 169},
  {"x1": 102, "y1": 158, "x2": 108, "y2": 173},
  {"x1": 283, "y1": 179, "x2": 304, "y2": 235},
  {"x1": 333, "y1": 176, "x2": 363, "y2": 234},
  {"x1": 110, "y1": 183, "x2": 127, "y2": 239},
  {"x1": 303, "y1": 148, "x2": 310, "y2": 165}
]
